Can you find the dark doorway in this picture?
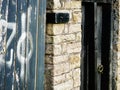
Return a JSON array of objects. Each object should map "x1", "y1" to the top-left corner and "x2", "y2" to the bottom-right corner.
[{"x1": 81, "y1": 2, "x2": 111, "y2": 90}]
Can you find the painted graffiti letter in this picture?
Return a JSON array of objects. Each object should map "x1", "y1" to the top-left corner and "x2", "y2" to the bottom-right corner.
[{"x1": 17, "y1": 31, "x2": 33, "y2": 80}]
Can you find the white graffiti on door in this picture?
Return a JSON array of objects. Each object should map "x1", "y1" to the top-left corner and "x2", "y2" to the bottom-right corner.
[
  {"x1": 7, "y1": 22, "x2": 16, "y2": 49},
  {"x1": 17, "y1": 32, "x2": 33, "y2": 80},
  {"x1": 0, "y1": 19, "x2": 15, "y2": 69},
  {"x1": 16, "y1": 13, "x2": 33, "y2": 80},
  {"x1": 0, "y1": 17, "x2": 33, "y2": 81},
  {"x1": 6, "y1": 22, "x2": 16, "y2": 69}
]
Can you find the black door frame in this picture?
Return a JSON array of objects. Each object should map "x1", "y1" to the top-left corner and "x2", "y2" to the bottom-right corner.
[{"x1": 81, "y1": 1, "x2": 114, "y2": 90}]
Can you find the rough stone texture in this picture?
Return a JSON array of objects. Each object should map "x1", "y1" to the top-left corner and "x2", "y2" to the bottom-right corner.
[
  {"x1": 45, "y1": 0, "x2": 120, "y2": 90},
  {"x1": 113, "y1": 0, "x2": 120, "y2": 90},
  {"x1": 45, "y1": 0, "x2": 81, "y2": 89},
  {"x1": 53, "y1": 79, "x2": 73, "y2": 90},
  {"x1": 69, "y1": 54, "x2": 81, "y2": 70},
  {"x1": 115, "y1": 0, "x2": 120, "y2": 89}
]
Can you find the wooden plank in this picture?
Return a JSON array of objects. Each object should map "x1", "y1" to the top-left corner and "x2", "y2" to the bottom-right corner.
[
  {"x1": 82, "y1": 0, "x2": 112, "y2": 3},
  {"x1": 95, "y1": 4, "x2": 102, "y2": 90},
  {"x1": 4, "y1": 0, "x2": 17, "y2": 90},
  {"x1": 80, "y1": 4, "x2": 85, "y2": 90},
  {"x1": 82, "y1": 0, "x2": 94, "y2": 3},
  {"x1": 26, "y1": 0, "x2": 38, "y2": 90},
  {"x1": 81, "y1": 3, "x2": 95, "y2": 90},
  {"x1": 18, "y1": 0, "x2": 46, "y2": 90},
  {"x1": 96, "y1": 0, "x2": 112, "y2": 3},
  {"x1": 109, "y1": 3, "x2": 114, "y2": 90},
  {"x1": 0, "y1": 0, "x2": 9, "y2": 89},
  {"x1": 35, "y1": 0, "x2": 46, "y2": 89},
  {"x1": 94, "y1": 3, "x2": 97, "y2": 90},
  {"x1": 101, "y1": 4, "x2": 111, "y2": 90},
  {"x1": 87, "y1": 3, "x2": 95, "y2": 90},
  {"x1": 16, "y1": 0, "x2": 28, "y2": 89},
  {"x1": 0, "y1": 0, "x2": 46, "y2": 89}
]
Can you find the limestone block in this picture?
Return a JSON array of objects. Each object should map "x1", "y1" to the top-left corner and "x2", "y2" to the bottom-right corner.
[
  {"x1": 70, "y1": 1, "x2": 81, "y2": 9},
  {"x1": 62, "y1": 34, "x2": 76, "y2": 42},
  {"x1": 53, "y1": 24, "x2": 65, "y2": 35},
  {"x1": 45, "y1": 44, "x2": 62, "y2": 55},
  {"x1": 45, "y1": 44, "x2": 53, "y2": 54},
  {"x1": 64, "y1": 1, "x2": 71, "y2": 9},
  {"x1": 47, "y1": 34, "x2": 76, "y2": 44},
  {"x1": 72, "y1": 87, "x2": 80, "y2": 90},
  {"x1": 46, "y1": 24, "x2": 53, "y2": 35},
  {"x1": 116, "y1": 43, "x2": 120, "y2": 51},
  {"x1": 67, "y1": 42, "x2": 81, "y2": 53},
  {"x1": 72, "y1": 10, "x2": 81, "y2": 23},
  {"x1": 53, "y1": 35, "x2": 63, "y2": 44},
  {"x1": 64, "y1": 24, "x2": 69, "y2": 34},
  {"x1": 61, "y1": 43, "x2": 67, "y2": 54},
  {"x1": 54, "y1": 79, "x2": 73, "y2": 90},
  {"x1": 65, "y1": 71, "x2": 73, "y2": 80},
  {"x1": 76, "y1": 32, "x2": 82, "y2": 42},
  {"x1": 45, "y1": 55, "x2": 53, "y2": 64},
  {"x1": 118, "y1": 60, "x2": 120, "y2": 66},
  {"x1": 53, "y1": 44, "x2": 62, "y2": 55},
  {"x1": 69, "y1": 53, "x2": 80, "y2": 69},
  {"x1": 117, "y1": 74, "x2": 120, "y2": 83},
  {"x1": 69, "y1": 24, "x2": 81, "y2": 33},
  {"x1": 45, "y1": 64, "x2": 53, "y2": 76},
  {"x1": 73, "y1": 68, "x2": 80, "y2": 87},
  {"x1": 53, "y1": 55, "x2": 68, "y2": 64},
  {"x1": 53, "y1": 74, "x2": 66, "y2": 85},
  {"x1": 117, "y1": 83, "x2": 120, "y2": 90},
  {"x1": 47, "y1": 24, "x2": 65, "y2": 35},
  {"x1": 53, "y1": 62, "x2": 70, "y2": 76},
  {"x1": 45, "y1": 35, "x2": 53, "y2": 44},
  {"x1": 53, "y1": 0, "x2": 61, "y2": 9}
]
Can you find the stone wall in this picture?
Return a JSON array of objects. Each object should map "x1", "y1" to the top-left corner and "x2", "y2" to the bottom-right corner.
[
  {"x1": 45, "y1": 0, "x2": 81, "y2": 90},
  {"x1": 1, "y1": 0, "x2": 120, "y2": 89},
  {"x1": 107, "y1": 0, "x2": 120, "y2": 90},
  {"x1": 45, "y1": 0, "x2": 120, "y2": 90},
  {"x1": 113, "y1": 0, "x2": 120, "y2": 89}
]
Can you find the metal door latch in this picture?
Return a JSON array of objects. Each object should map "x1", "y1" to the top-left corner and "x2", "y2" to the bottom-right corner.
[{"x1": 97, "y1": 65, "x2": 104, "y2": 74}]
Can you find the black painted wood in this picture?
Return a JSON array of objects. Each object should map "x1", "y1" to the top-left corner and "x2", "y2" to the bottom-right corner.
[
  {"x1": 0, "y1": 0, "x2": 9, "y2": 89},
  {"x1": 81, "y1": 3, "x2": 95, "y2": 90},
  {"x1": 101, "y1": 4, "x2": 111, "y2": 90},
  {"x1": 35, "y1": 0, "x2": 46, "y2": 89},
  {"x1": 95, "y1": 4, "x2": 102, "y2": 90},
  {"x1": 81, "y1": 2, "x2": 112, "y2": 90},
  {"x1": 5, "y1": 0, "x2": 17, "y2": 90},
  {"x1": 82, "y1": 0, "x2": 112, "y2": 3}
]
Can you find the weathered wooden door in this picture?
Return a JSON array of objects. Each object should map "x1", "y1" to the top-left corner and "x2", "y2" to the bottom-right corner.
[
  {"x1": 0, "y1": 0, "x2": 46, "y2": 90},
  {"x1": 81, "y1": 1, "x2": 112, "y2": 90}
]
